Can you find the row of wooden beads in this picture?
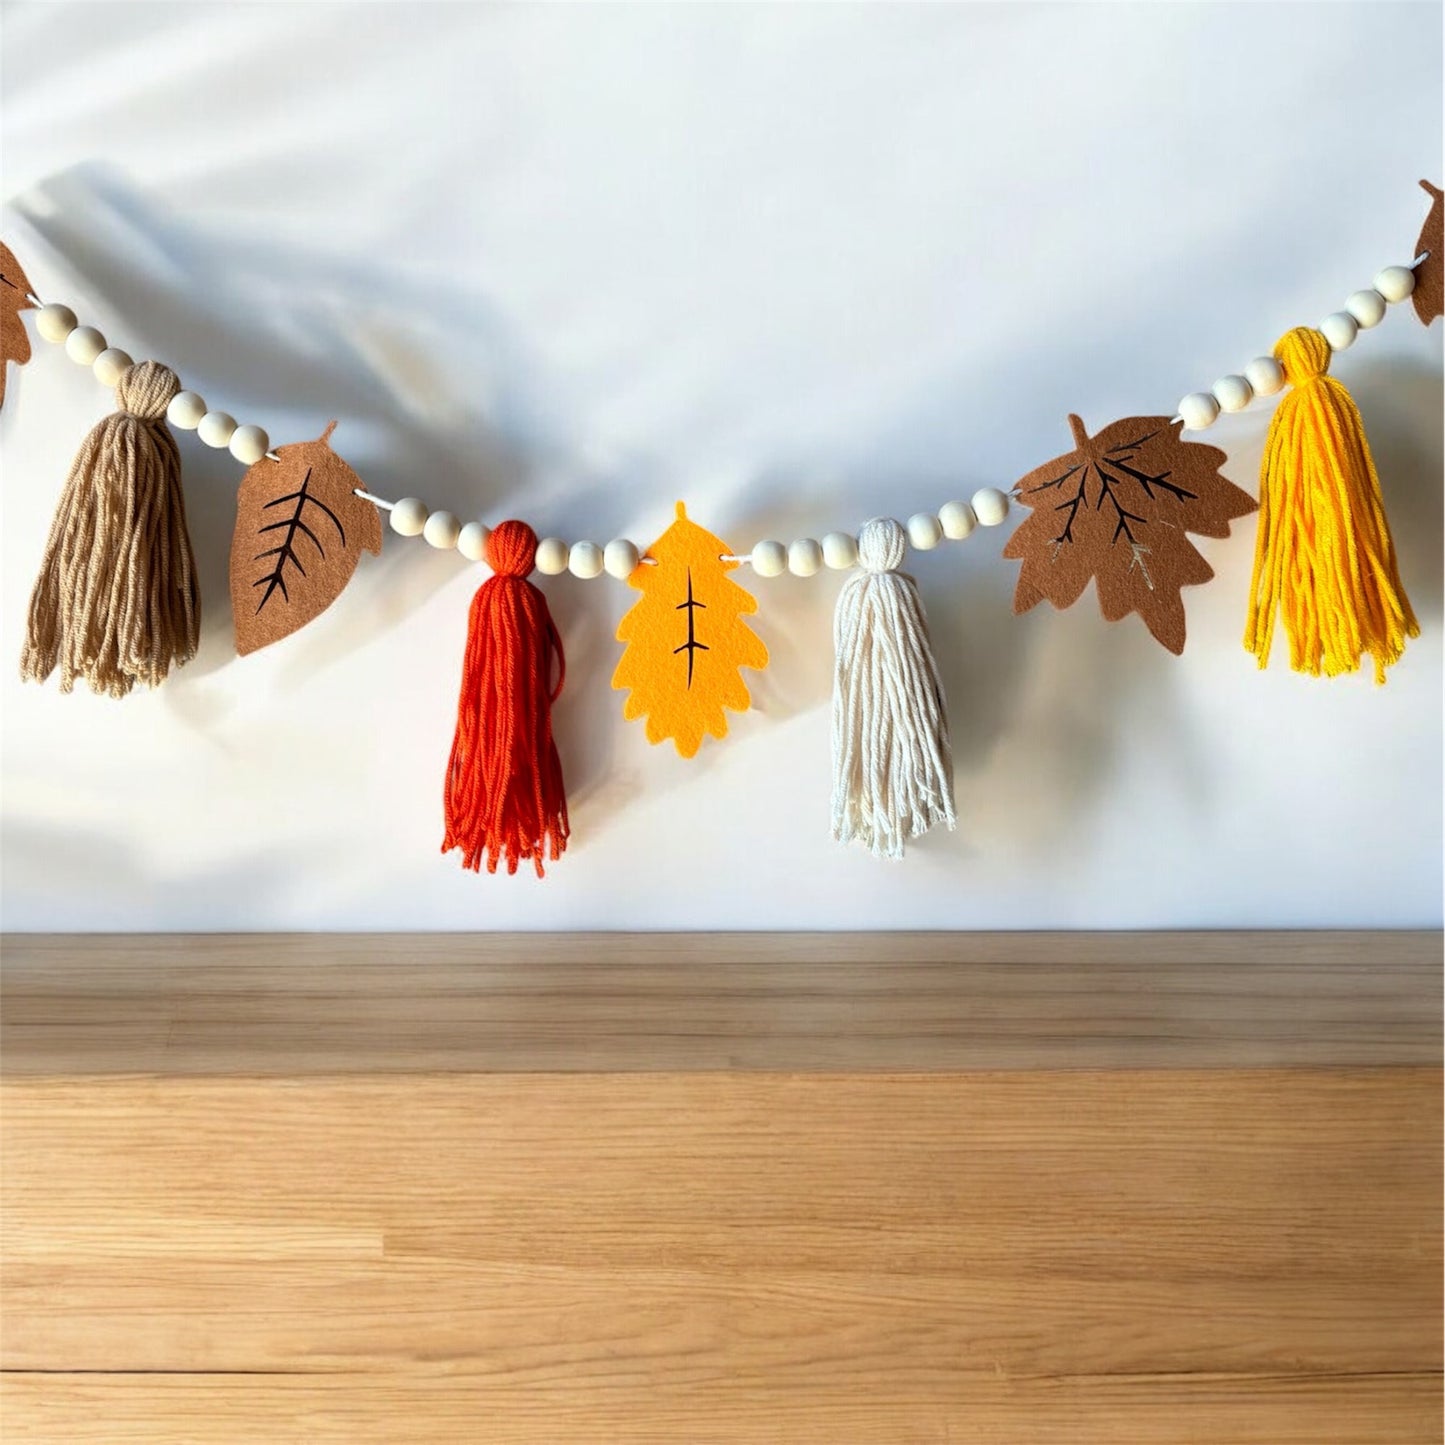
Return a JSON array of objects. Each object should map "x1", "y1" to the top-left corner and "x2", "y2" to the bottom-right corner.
[
  {"x1": 1175, "y1": 263, "x2": 1418, "y2": 431},
  {"x1": 32, "y1": 302, "x2": 274, "y2": 465},
  {"x1": 377, "y1": 486, "x2": 1011, "y2": 576}
]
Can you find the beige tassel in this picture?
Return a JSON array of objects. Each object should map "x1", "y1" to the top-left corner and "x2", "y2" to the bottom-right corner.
[{"x1": 21, "y1": 360, "x2": 199, "y2": 697}]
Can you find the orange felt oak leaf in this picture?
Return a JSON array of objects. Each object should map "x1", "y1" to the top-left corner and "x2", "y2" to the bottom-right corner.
[
  {"x1": 229, "y1": 421, "x2": 383, "y2": 655},
  {"x1": 612, "y1": 502, "x2": 768, "y2": 757},
  {"x1": 1412, "y1": 180, "x2": 1443, "y2": 327},
  {"x1": 1002, "y1": 414, "x2": 1256, "y2": 654},
  {"x1": 0, "y1": 241, "x2": 36, "y2": 411}
]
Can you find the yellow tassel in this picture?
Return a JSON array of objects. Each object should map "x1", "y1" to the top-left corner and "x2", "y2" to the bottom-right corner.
[{"x1": 1244, "y1": 326, "x2": 1418, "y2": 684}]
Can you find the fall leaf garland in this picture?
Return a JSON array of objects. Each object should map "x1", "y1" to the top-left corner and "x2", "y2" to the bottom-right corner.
[{"x1": 4, "y1": 179, "x2": 1439, "y2": 873}]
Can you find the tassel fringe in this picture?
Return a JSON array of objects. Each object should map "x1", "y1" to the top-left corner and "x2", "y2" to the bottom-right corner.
[
  {"x1": 20, "y1": 360, "x2": 199, "y2": 696},
  {"x1": 443, "y1": 520, "x2": 569, "y2": 877},
  {"x1": 1245, "y1": 326, "x2": 1418, "y2": 684},
  {"x1": 832, "y1": 517, "x2": 956, "y2": 858}
]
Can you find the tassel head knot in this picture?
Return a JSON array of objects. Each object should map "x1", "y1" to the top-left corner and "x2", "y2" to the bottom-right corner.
[
  {"x1": 484, "y1": 519, "x2": 538, "y2": 577},
  {"x1": 115, "y1": 361, "x2": 180, "y2": 421},
  {"x1": 856, "y1": 517, "x2": 906, "y2": 574},
  {"x1": 1273, "y1": 326, "x2": 1331, "y2": 387}
]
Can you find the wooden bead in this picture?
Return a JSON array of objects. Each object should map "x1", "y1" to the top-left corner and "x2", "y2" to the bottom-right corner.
[
  {"x1": 568, "y1": 541, "x2": 603, "y2": 579},
  {"x1": 64, "y1": 325, "x2": 105, "y2": 365},
  {"x1": 533, "y1": 536, "x2": 568, "y2": 574},
  {"x1": 1346, "y1": 288, "x2": 1387, "y2": 328},
  {"x1": 750, "y1": 540, "x2": 786, "y2": 578},
  {"x1": 971, "y1": 487, "x2": 1010, "y2": 527},
  {"x1": 458, "y1": 522, "x2": 492, "y2": 563},
  {"x1": 228, "y1": 424, "x2": 270, "y2": 465},
  {"x1": 1211, "y1": 374, "x2": 1252, "y2": 413},
  {"x1": 604, "y1": 538, "x2": 640, "y2": 580},
  {"x1": 1244, "y1": 356, "x2": 1285, "y2": 397},
  {"x1": 166, "y1": 391, "x2": 208, "y2": 429},
  {"x1": 197, "y1": 411, "x2": 237, "y2": 448},
  {"x1": 389, "y1": 498, "x2": 428, "y2": 537},
  {"x1": 788, "y1": 538, "x2": 823, "y2": 577},
  {"x1": 1177, "y1": 391, "x2": 1220, "y2": 431},
  {"x1": 906, "y1": 513, "x2": 943, "y2": 551},
  {"x1": 822, "y1": 531, "x2": 858, "y2": 569},
  {"x1": 1374, "y1": 265, "x2": 1416, "y2": 303},
  {"x1": 35, "y1": 303, "x2": 77, "y2": 344},
  {"x1": 938, "y1": 500, "x2": 977, "y2": 541},
  {"x1": 423, "y1": 510, "x2": 462, "y2": 550},
  {"x1": 92, "y1": 347, "x2": 133, "y2": 387},
  {"x1": 1320, "y1": 311, "x2": 1358, "y2": 352}
]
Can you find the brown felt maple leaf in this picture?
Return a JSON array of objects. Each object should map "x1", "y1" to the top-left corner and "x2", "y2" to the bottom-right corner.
[
  {"x1": 1002, "y1": 414, "x2": 1257, "y2": 654},
  {"x1": 229, "y1": 421, "x2": 383, "y2": 656},
  {"x1": 1412, "y1": 180, "x2": 1443, "y2": 327},
  {"x1": 0, "y1": 241, "x2": 36, "y2": 411}
]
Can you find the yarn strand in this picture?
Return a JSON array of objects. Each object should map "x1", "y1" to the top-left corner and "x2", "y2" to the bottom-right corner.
[
  {"x1": 442, "y1": 520, "x2": 569, "y2": 876},
  {"x1": 1245, "y1": 326, "x2": 1417, "y2": 684},
  {"x1": 832, "y1": 517, "x2": 956, "y2": 858},
  {"x1": 20, "y1": 360, "x2": 199, "y2": 696}
]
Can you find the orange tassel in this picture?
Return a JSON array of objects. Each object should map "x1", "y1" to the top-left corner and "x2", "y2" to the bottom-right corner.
[{"x1": 442, "y1": 520, "x2": 568, "y2": 876}]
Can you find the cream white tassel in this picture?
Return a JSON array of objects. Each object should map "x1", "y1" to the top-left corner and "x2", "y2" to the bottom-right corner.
[{"x1": 831, "y1": 517, "x2": 956, "y2": 858}]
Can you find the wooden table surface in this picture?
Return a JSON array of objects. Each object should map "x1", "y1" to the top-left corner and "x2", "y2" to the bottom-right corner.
[{"x1": 2, "y1": 933, "x2": 1440, "y2": 1443}]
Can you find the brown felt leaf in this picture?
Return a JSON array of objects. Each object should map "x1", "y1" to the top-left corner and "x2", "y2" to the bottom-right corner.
[
  {"x1": 0, "y1": 241, "x2": 36, "y2": 411},
  {"x1": 229, "y1": 421, "x2": 383, "y2": 656},
  {"x1": 1001, "y1": 414, "x2": 1257, "y2": 654},
  {"x1": 1412, "y1": 180, "x2": 1443, "y2": 327}
]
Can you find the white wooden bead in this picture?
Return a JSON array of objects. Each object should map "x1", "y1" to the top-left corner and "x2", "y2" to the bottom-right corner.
[
  {"x1": 1244, "y1": 356, "x2": 1285, "y2": 397},
  {"x1": 389, "y1": 497, "x2": 428, "y2": 537},
  {"x1": 533, "y1": 536, "x2": 568, "y2": 574},
  {"x1": 1177, "y1": 391, "x2": 1220, "y2": 431},
  {"x1": 604, "y1": 538, "x2": 640, "y2": 580},
  {"x1": 166, "y1": 391, "x2": 207, "y2": 429},
  {"x1": 906, "y1": 513, "x2": 943, "y2": 551},
  {"x1": 35, "y1": 303, "x2": 77, "y2": 344},
  {"x1": 197, "y1": 411, "x2": 237, "y2": 448},
  {"x1": 423, "y1": 510, "x2": 462, "y2": 550},
  {"x1": 971, "y1": 487, "x2": 1010, "y2": 527},
  {"x1": 568, "y1": 540, "x2": 603, "y2": 579},
  {"x1": 787, "y1": 537, "x2": 823, "y2": 577},
  {"x1": 822, "y1": 531, "x2": 858, "y2": 569},
  {"x1": 750, "y1": 539, "x2": 787, "y2": 578},
  {"x1": 228, "y1": 424, "x2": 270, "y2": 465},
  {"x1": 1374, "y1": 265, "x2": 1416, "y2": 303},
  {"x1": 1346, "y1": 289, "x2": 1387, "y2": 328},
  {"x1": 92, "y1": 347, "x2": 133, "y2": 387},
  {"x1": 64, "y1": 325, "x2": 105, "y2": 365},
  {"x1": 458, "y1": 522, "x2": 492, "y2": 563},
  {"x1": 938, "y1": 500, "x2": 977, "y2": 541},
  {"x1": 1320, "y1": 311, "x2": 1358, "y2": 352},
  {"x1": 36, "y1": 300, "x2": 78, "y2": 342},
  {"x1": 1211, "y1": 374, "x2": 1253, "y2": 413}
]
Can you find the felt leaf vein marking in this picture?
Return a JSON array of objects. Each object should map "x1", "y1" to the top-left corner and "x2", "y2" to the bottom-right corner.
[
  {"x1": 673, "y1": 568, "x2": 708, "y2": 688},
  {"x1": 250, "y1": 469, "x2": 349, "y2": 613}
]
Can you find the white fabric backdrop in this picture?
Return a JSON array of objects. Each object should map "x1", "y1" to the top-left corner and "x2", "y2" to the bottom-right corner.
[{"x1": 1, "y1": 1, "x2": 1440, "y2": 930}]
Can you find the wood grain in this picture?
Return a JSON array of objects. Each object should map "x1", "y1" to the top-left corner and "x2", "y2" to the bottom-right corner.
[
  {"x1": 2, "y1": 931, "x2": 1439, "y2": 1072},
  {"x1": 3, "y1": 1069, "x2": 1440, "y2": 1442}
]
